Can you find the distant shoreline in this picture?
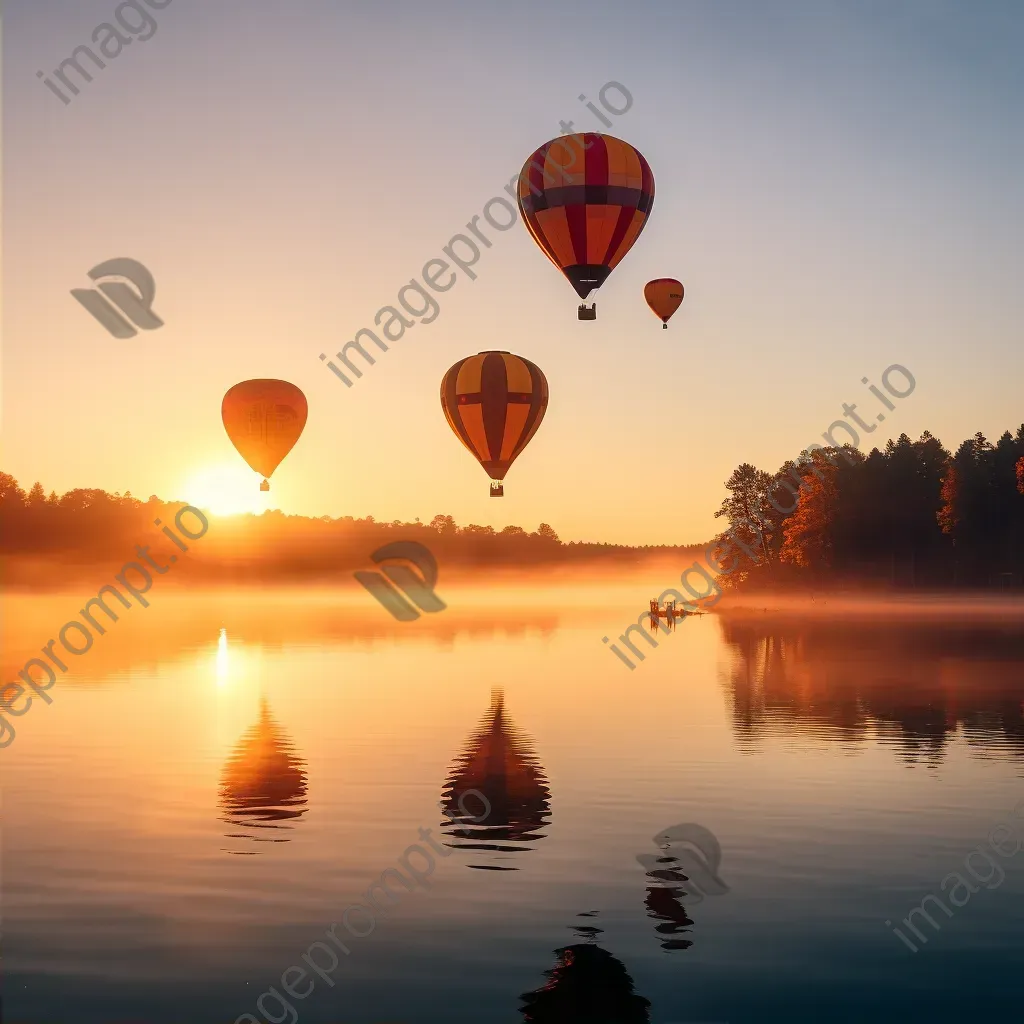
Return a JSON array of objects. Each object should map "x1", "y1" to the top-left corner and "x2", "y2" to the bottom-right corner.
[
  {"x1": 0, "y1": 551, "x2": 706, "y2": 592},
  {"x1": 716, "y1": 589, "x2": 1024, "y2": 620}
]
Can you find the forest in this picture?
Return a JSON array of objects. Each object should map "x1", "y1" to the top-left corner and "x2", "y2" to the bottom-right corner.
[
  {"x1": 713, "y1": 425, "x2": 1024, "y2": 590},
  {"x1": 0, "y1": 472, "x2": 703, "y2": 585},
  {"x1": 6, "y1": 422, "x2": 1022, "y2": 593}
]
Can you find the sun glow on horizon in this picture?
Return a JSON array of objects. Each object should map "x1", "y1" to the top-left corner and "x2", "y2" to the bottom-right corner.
[{"x1": 182, "y1": 463, "x2": 270, "y2": 517}]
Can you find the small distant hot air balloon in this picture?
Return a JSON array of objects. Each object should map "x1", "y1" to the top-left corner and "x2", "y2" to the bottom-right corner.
[
  {"x1": 222, "y1": 380, "x2": 307, "y2": 491},
  {"x1": 644, "y1": 279, "x2": 684, "y2": 329},
  {"x1": 440, "y1": 351, "x2": 548, "y2": 498},
  {"x1": 517, "y1": 133, "x2": 655, "y2": 320}
]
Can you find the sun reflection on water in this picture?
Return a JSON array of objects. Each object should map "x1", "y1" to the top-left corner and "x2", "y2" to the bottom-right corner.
[{"x1": 215, "y1": 627, "x2": 229, "y2": 688}]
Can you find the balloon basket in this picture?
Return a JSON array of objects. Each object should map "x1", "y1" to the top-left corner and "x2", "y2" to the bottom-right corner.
[
  {"x1": 663, "y1": 322, "x2": 668, "y2": 329},
  {"x1": 260, "y1": 479, "x2": 270, "y2": 492},
  {"x1": 490, "y1": 482, "x2": 504, "y2": 498},
  {"x1": 577, "y1": 303, "x2": 597, "y2": 321}
]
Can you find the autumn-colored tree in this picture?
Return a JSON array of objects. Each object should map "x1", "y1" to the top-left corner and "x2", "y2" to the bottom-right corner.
[
  {"x1": 937, "y1": 461, "x2": 960, "y2": 535},
  {"x1": 938, "y1": 436, "x2": 987, "y2": 540},
  {"x1": 780, "y1": 453, "x2": 839, "y2": 570}
]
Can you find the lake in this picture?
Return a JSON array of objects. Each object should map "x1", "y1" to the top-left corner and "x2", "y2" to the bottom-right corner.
[{"x1": 3, "y1": 585, "x2": 1023, "y2": 1023}]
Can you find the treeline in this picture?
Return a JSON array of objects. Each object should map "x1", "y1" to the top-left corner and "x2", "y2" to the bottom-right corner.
[
  {"x1": 0, "y1": 473, "x2": 702, "y2": 583},
  {"x1": 713, "y1": 425, "x2": 1024, "y2": 589}
]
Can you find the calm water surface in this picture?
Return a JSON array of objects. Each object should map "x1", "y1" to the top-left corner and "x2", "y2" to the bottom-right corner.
[{"x1": 4, "y1": 586, "x2": 1023, "y2": 1023}]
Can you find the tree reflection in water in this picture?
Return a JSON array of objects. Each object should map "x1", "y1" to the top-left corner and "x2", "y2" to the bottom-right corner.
[{"x1": 720, "y1": 616, "x2": 1024, "y2": 765}]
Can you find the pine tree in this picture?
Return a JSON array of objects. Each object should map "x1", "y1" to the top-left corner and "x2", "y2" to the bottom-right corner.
[{"x1": 714, "y1": 463, "x2": 776, "y2": 563}]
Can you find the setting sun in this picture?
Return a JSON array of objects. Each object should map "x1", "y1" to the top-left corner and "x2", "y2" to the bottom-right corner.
[{"x1": 182, "y1": 463, "x2": 269, "y2": 516}]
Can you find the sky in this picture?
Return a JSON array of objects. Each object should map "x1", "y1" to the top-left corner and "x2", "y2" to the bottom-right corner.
[{"x1": 4, "y1": 0, "x2": 1023, "y2": 545}]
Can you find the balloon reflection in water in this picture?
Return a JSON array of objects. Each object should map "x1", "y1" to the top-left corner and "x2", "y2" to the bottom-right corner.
[
  {"x1": 219, "y1": 697, "x2": 308, "y2": 853},
  {"x1": 440, "y1": 689, "x2": 551, "y2": 869},
  {"x1": 635, "y1": 823, "x2": 729, "y2": 951},
  {"x1": 519, "y1": 914, "x2": 652, "y2": 1023},
  {"x1": 636, "y1": 853, "x2": 695, "y2": 951}
]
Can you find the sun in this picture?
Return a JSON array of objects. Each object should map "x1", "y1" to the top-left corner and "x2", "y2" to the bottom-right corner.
[{"x1": 182, "y1": 463, "x2": 269, "y2": 516}]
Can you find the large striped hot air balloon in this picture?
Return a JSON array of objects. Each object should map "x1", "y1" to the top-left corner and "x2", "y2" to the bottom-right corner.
[
  {"x1": 222, "y1": 380, "x2": 307, "y2": 491},
  {"x1": 644, "y1": 278, "x2": 684, "y2": 329},
  {"x1": 440, "y1": 351, "x2": 548, "y2": 497},
  {"x1": 517, "y1": 133, "x2": 655, "y2": 320}
]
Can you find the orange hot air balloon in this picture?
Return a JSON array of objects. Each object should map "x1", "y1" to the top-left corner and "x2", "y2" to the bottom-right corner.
[
  {"x1": 517, "y1": 133, "x2": 655, "y2": 320},
  {"x1": 645, "y1": 278, "x2": 684, "y2": 329},
  {"x1": 222, "y1": 380, "x2": 307, "y2": 491},
  {"x1": 440, "y1": 351, "x2": 548, "y2": 497}
]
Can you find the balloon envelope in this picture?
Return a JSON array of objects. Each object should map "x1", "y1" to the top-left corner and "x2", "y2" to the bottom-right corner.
[
  {"x1": 440, "y1": 352, "x2": 548, "y2": 490},
  {"x1": 517, "y1": 133, "x2": 655, "y2": 299},
  {"x1": 222, "y1": 380, "x2": 307, "y2": 485},
  {"x1": 644, "y1": 278, "x2": 684, "y2": 325}
]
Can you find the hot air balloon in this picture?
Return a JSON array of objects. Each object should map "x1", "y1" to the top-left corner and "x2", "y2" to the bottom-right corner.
[
  {"x1": 644, "y1": 279, "x2": 684, "y2": 329},
  {"x1": 517, "y1": 133, "x2": 655, "y2": 320},
  {"x1": 440, "y1": 351, "x2": 548, "y2": 497},
  {"x1": 222, "y1": 380, "x2": 307, "y2": 491}
]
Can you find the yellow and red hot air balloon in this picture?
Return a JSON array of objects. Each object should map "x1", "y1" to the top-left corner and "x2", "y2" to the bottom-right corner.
[
  {"x1": 222, "y1": 380, "x2": 307, "y2": 491},
  {"x1": 440, "y1": 351, "x2": 548, "y2": 497},
  {"x1": 517, "y1": 133, "x2": 655, "y2": 320},
  {"x1": 645, "y1": 278, "x2": 684, "y2": 329}
]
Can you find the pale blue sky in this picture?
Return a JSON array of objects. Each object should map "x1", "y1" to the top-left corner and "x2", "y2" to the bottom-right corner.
[{"x1": 4, "y1": 0, "x2": 1022, "y2": 543}]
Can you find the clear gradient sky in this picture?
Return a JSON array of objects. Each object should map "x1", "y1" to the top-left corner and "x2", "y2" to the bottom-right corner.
[{"x1": 4, "y1": 0, "x2": 1023, "y2": 545}]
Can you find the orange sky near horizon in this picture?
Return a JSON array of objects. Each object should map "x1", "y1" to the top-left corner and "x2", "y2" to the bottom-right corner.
[{"x1": 4, "y1": 1, "x2": 1022, "y2": 545}]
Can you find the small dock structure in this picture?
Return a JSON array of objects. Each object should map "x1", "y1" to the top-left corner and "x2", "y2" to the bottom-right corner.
[{"x1": 648, "y1": 597, "x2": 703, "y2": 631}]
